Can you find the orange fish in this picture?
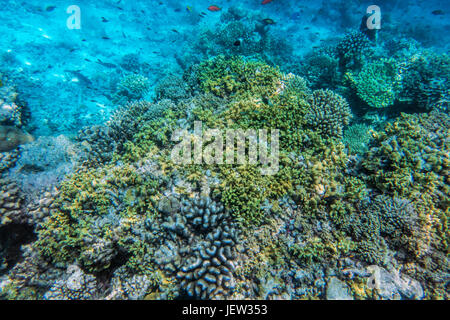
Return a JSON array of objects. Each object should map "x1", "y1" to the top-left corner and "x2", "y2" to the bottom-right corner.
[
  {"x1": 207, "y1": 5, "x2": 221, "y2": 11},
  {"x1": 262, "y1": 0, "x2": 273, "y2": 4}
]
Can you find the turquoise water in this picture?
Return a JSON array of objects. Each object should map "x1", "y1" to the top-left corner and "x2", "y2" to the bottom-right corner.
[{"x1": 0, "y1": 0, "x2": 449, "y2": 300}]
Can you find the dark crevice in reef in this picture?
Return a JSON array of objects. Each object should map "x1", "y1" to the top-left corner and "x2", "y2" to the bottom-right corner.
[
  {"x1": 92, "y1": 247, "x2": 131, "y2": 293},
  {"x1": 0, "y1": 223, "x2": 36, "y2": 274}
]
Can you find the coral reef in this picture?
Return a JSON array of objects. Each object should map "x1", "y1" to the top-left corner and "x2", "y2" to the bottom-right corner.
[{"x1": 1, "y1": 43, "x2": 448, "y2": 301}]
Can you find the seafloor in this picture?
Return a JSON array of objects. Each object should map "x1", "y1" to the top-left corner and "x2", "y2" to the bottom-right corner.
[{"x1": 0, "y1": 0, "x2": 449, "y2": 300}]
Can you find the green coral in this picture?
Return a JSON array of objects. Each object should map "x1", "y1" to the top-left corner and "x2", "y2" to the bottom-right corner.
[
  {"x1": 346, "y1": 59, "x2": 402, "y2": 108},
  {"x1": 362, "y1": 111, "x2": 449, "y2": 198},
  {"x1": 400, "y1": 51, "x2": 450, "y2": 111},
  {"x1": 343, "y1": 123, "x2": 373, "y2": 155},
  {"x1": 361, "y1": 111, "x2": 449, "y2": 298},
  {"x1": 36, "y1": 164, "x2": 162, "y2": 271},
  {"x1": 197, "y1": 55, "x2": 282, "y2": 98}
]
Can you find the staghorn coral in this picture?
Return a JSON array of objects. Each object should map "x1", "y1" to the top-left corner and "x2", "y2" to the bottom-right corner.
[
  {"x1": 299, "y1": 51, "x2": 340, "y2": 90},
  {"x1": 194, "y1": 12, "x2": 292, "y2": 67},
  {"x1": 305, "y1": 89, "x2": 352, "y2": 139},
  {"x1": 3, "y1": 52, "x2": 448, "y2": 300},
  {"x1": 35, "y1": 163, "x2": 164, "y2": 270},
  {"x1": 361, "y1": 111, "x2": 449, "y2": 298},
  {"x1": 370, "y1": 196, "x2": 420, "y2": 252}
]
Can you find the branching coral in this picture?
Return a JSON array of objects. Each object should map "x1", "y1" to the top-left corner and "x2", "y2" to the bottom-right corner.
[
  {"x1": 336, "y1": 31, "x2": 371, "y2": 71},
  {"x1": 112, "y1": 73, "x2": 150, "y2": 105},
  {"x1": 361, "y1": 111, "x2": 449, "y2": 298},
  {"x1": 343, "y1": 123, "x2": 373, "y2": 155},
  {"x1": 305, "y1": 89, "x2": 352, "y2": 139},
  {"x1": 362, "y1": 111, "x2": 449, "y2": 198},
  {"x1": 155, "y1": 75, "x2": 191, "y2": 102},
  {"x1": 196, "y1": 55, "x2": 282, "y2": 98},
  {"x1": 78, "y1": 99, "x2": 172, "y2": 164},
  {"x1": 345, "y1": 59, "x2": 402, "y2": 109},
  {"x1": 299, "y1": 51, "x2": 340, "y2": 90},
  {"x1": 399, "y1": 51, "x2": 450, "y2": 111},
  {"x1": 4, "y1": 51, "x2": 448, "y2": 301}
]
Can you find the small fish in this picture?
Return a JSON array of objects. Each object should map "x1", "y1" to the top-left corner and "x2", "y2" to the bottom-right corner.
[
  {"x1": 174, "y1": 8, "x2": 182, "y2": 12},
  {"x1": 262, "y1": 0, "x2": 273, "y2": 4},
  {"x1": 0, "y1": 126, "x2": 34, "y2": 152},
  {"x1": 65, "y1": 70, "x2": 93, "y2": 86},
  {"x1": 432, "y1": 10, "x2": 445, "y2": 15},
  {"x1": 171, "y1": 29, "x2": 180, "y2": 33},
  {"x1": 101, "y1": 17, "x2": 109, "y2": 22},
  {"x1": 290, "y1": 12, "x2": 302, "y2": 20},
  {"x1": 45, "y1": 5, "x2": 57, "y2": 12},
  {"x1": 186, "y1": 6, "x2": 192, "y2": 12},
  {"x1": 262, "y1": 18, "x2": 276, "y2": 25},
  {"x1": 207, "y1": 5, "x2": 221, "y2": 12},
  {"x1": 102, "y1": 36, "x2": 110, "y2": 40},
  {"x1": 96, "y1": 59, "x2": 117, "y2": 69},
  {"x1": 233, "y1": 40, "x2": 241, "y2": 46}
]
